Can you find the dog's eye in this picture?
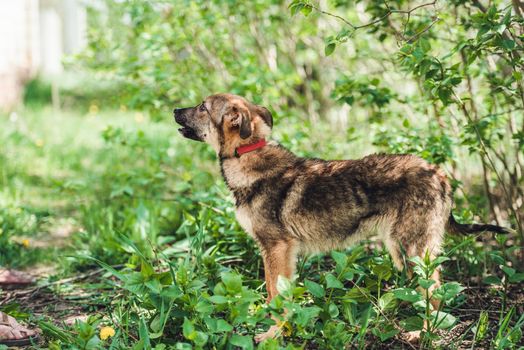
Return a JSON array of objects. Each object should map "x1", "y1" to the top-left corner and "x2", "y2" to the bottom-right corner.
[{"x1": 199, "y1": 104, "x2": 206, "y2": 112}]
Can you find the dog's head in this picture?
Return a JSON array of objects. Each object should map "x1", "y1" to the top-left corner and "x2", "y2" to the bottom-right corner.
[{"x1": 174, "y1": 93, "x2": 273, "y2": 156}]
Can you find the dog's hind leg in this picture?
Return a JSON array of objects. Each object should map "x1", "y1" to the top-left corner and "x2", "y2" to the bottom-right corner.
[{"x1": 390, "y1": 212, "x2": 445, "y2": 343}]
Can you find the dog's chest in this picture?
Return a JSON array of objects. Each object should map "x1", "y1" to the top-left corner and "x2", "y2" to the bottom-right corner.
[{"x1": 235, "y1": 205, "x2": 255, "y2": 237}]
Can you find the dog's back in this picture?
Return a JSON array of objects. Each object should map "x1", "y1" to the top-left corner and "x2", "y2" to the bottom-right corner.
[{"x1": 223, "y1": 147, "x2": 451, "y2": 261}]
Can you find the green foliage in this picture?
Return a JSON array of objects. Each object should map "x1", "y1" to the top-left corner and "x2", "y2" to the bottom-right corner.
[{"x1": 2, "y1": 0, "x2": 524, "y2": 348}]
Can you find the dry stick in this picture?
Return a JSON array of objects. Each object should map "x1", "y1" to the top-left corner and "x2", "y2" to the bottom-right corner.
[{"x1": 1, "y1": 265, "x2": 123, "y2": 302}]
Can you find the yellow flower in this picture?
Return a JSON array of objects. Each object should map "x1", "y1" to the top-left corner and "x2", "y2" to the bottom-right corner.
[
  {"x1": 100, "y1": 326, "x2": 115, "y2": 340},
  {"x1": 22, "y1": 239, "x2": 30, "y2": 248},
  {"x1": 35, "y1": 139, "x2": 44, "y2": 147}
]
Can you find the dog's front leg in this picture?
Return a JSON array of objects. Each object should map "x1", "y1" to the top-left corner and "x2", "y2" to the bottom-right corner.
[{"x1": 255, "y1": 239, "x2": 297, "y2": 343}]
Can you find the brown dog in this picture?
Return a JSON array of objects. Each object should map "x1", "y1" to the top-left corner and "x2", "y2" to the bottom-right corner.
[{"x1": 174, "y1": 93, "x2": 511, "y2": 341}]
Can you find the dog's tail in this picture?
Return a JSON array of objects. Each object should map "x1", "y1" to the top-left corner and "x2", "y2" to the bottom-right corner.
[{"x1": 447, "y1": 214, "x2": 514, "y2": 235}]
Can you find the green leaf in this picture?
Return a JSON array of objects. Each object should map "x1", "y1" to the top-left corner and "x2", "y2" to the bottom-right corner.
[
  {"x1": 301, "y1": 4, "x2": 312, "y2": 16},
  {"x1": 215, "y1": 320, "x2": 233, "y2": 333},
  {"x1": 418, "y1": 278, "x2": 436, "y2": 290},
  {"x1": 295, "y1": 306, "x2": 321, "y2": 327},
  {"x1": 325, "y1": 273, "x2": 344, "y2": 289},
  {"x1": 431, "y1": 311, "x2": 457, "y2": 329},
  {"x1": 325, "y1": 43, "x2": 336, "y2": 56},
  {"x1": 431, "y1": 256, "x2": 450, "y2": 267},
  {"x1": 182, "y1": 318, "x2": 196, "y2": 340},
  {"x1": 502, "y1": 8, "x2": 512, "y2": 25},
  {"x1": 331, "y1": 251, "x2": 348, "y2": 270},
  {"x1": 139, "y1": 317, "x2": 151, "y2": 348},
  {"x1": 509, "y1": 272, "x2": 524, "y2": 283},
  {"x1": 419, "y1": 38, "x2": 431, "y2": 52},
  {"x1": 229, "y1": 334, "x2": 253, "y2": 350},
  {"x1": 160, "y1": 284, "x2": 182, "y2": 299},
  {"x1": 400, "y1": 316, "x2": 424, "y2": 331},
  {"x1": 393, "y1": 288, "x2": 422, "y2": 302},
  {"x1": 378, "y1": 292, "x2": 398, "y2": 312},
  {"x1": 195, "y1": 300, "x2": 213, "y2": 315},
  {"x1": 432, "y1": 282, "x2": 464, "y2": 302},
  {"x1": 502, "y1": 39, "x2": 515, "y2": 50},
  {"x1": 276, "y1": 275, "x2": 292, "y2": 296},
  {"x1": 304, "y1": 279, "x2": 325, "y2": 298},
  {"x1": 328, "y1": 303, "x2": 339, "y2": 318},
  {"x1": 501, "y1": 266, "x2": 515, "y2": 277},
  {"x1": 194, "y1": 331, "x2": 209, "y2": 347},
  {"x1": 144, "y1": 279, "x2": 162, "y2": 294},
  {"x1": 221, "y1": 272, "x2": 242, "y2": 293},
  {"x1": 472, "y1": 311, "x2": 489, "y2": 341},
  {"x1": 141, "y1": 260, "x2": 154, "y2": 278},
  {"x1": 209, "y1": 295, "x2": 229, "y2": 304},
  {"x1": 345, "y1": 286, "x2": 371, "y2": 303},
  {"x1": 372, "y1": 263, "x2": 392, "y2": 280}
]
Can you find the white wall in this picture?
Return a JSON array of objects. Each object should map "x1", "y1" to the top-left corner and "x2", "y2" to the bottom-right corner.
[
  {"x1": 0, "y1": 0, "x2": 40, "y2": 109},
  {"x1": 0, "y1": 0, "x2": 87, "y2": 110}
]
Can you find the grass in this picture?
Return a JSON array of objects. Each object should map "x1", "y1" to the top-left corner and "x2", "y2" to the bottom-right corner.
[{"x1": 0, "y1": 106, "x2": 523, "y2": 349}]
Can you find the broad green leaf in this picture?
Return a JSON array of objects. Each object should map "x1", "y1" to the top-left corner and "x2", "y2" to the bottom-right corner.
[
  {"x1": 304, "y1": 279, "x2": 325, "y2": 298},
  {"x1": 276, "y1": 275, "x2": 292, "y2": 296},
  {"x1": 161, "y1": 284, "x2": 182, "y2": 299},
  {"x1": 431, "y1": 311, "x2": 457, "y2": 329},
  {"x1": 418, "y1": 278, "x2": 435, "y2": 290},
  {"x1": 501, "y1": 266, "x2": 515, "y2": 277},
  {"x1": 378, "y1": 292, "x2": 398, "y2": 312},
  {"x1": 483, "y1": 275, "x2": 502, "y2": 285},
  {"x1": 325, "y1": 43, "x2": 336, "y2": 56},
  {"x1": 325, "y1": 273, "x2": 344, "y2": 289},
  {"x1": 182, "y1": 318, "x2": 196, "y2": 340},
  {"x1": 209, "y1": 295, "x2": 229, "y2": 304},
  {"x1": 328, "y1": 303, "x2": 339, "y2": 318},
  {"x1": 331, "y1": 251, "x2": 348, "y2": 270},
  {"x1": 221, "y1": 272, "x2": 242, "y2": 293},
  {"x1": 139, "y1": 317, "x2": 151, "y2": 349},
  {"x1": 393, "y1": 288, "x2": 422, "y2": 302},
  {"x1": 400, "y1": 316, "x2": 424, "y2": 331},
  {"x1": 229, "y1": 334, "x2": 253, "y2": 350},
  {"x1": 433, "y1": 282, "x2": 464, "y2": 302},
  {"x1": 215, "y1": 320, "x2": 233, "y2": 333},
  {"x1": 144, "y1": 279, "x2": 162, "y2": 294},
  {"x1": 509, "y1": 272, "x2": 524, "y2": 283}
]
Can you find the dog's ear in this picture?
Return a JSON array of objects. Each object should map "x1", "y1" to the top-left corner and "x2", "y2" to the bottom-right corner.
[
  {"x1": 230, "y1": 107, "x2": 252, "y2": 139},
  {"x1": 256, "y1": 106, "x2": 273, "y2": 128}
]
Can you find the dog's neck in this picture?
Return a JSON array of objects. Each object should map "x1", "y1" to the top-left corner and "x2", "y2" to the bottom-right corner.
[{"x1": 219, "y1": 141, "x2": 297, "y2": 191}]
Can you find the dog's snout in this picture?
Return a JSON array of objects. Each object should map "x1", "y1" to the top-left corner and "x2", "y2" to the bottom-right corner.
[{"x1": 173, "y1": 108, "x2": 186, "y2": 124}]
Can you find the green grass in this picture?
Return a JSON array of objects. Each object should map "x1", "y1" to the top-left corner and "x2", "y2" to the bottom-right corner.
[{"x1": 0, "y1": 107, "x2": 523, "y2": 349}]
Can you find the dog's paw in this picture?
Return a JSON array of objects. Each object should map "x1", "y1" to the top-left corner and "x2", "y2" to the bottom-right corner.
[
  {"x1": 254, "y1": 325, "x2": 280, "y2": 343},
  {"x1": 401, "y1": 330, "x2": 421, "y2": 344}
]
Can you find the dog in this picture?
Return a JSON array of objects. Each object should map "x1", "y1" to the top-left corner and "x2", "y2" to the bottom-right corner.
[{"x1": 174, "y1": 93, "x2": 511, "y2": 341}]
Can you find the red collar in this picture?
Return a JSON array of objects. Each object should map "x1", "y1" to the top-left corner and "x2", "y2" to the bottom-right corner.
[{"x1": 235, "y1": 139, "x2": 267, "y2": 157}]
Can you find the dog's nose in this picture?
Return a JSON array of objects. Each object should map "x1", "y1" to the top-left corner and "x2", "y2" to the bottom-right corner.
[{"x1": 173, "y1": 108, "x2": 182, "y2": 120}]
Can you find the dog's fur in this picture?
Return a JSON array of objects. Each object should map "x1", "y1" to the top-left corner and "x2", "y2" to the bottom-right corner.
[{"x1": 174, "y1": 93, "x2": 511, "y2": 341}]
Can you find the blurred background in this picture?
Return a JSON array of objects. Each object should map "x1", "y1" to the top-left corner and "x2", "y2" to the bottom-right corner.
[
  {"x1": 0, "y1": 0, "x2": 523, "y2": 348},
  {"x1": 0, "y1": 0, "x2": 86, "y2": 110}
]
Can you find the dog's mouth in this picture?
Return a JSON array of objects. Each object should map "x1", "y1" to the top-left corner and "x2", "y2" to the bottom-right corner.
[{"x1": 178, "y1": 126, "x2": 201, "y2": 141}]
